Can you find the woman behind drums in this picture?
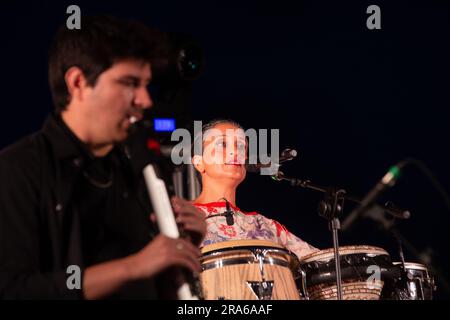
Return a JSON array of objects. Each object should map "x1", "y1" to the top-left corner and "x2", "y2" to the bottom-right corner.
[
  {"x1": 188, "y1": 119, "x2": 318, "y2": 300},
  {"x1": 190, "y1": 119, "x2": 318, "y2": 260}
]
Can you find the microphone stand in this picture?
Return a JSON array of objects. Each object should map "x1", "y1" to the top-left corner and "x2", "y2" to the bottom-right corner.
[
  {"x1": 319, "y1": 187, "x2": 346, "y2": 300},
  {"x1": 272, "y1": 171, "x2": 410, "y2": 300},
  {"x1": 273, "y1": 172, "x2": 346, "y2": 299},
  {"x1": 390, "y1": 224, "x2": 412, "y2": 299},
  {"x1": 273, "y1": 172, "x2": 410, "y2": 227}
]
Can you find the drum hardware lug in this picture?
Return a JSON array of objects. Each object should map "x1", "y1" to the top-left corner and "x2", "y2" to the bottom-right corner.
[
  {"x1": 252, "y1": 249, "x2": 269, "y2": 280},
  {"x1": 429, "y1": 277, "x2": 437, "y2": 291},
  {"x1": 246, "y1": 281, "x2": 274, "y2": 300},
  {"x1": 300, "y1": 269, "x2": 310, "y2": 300},
  {"x1": 246, "y1": 249, "x2": 275, "y2": 300}
]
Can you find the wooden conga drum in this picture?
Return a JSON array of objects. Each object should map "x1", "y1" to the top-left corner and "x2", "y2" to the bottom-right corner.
[{"x1": 199, "y1": 240, "x2": 301, "y2": 300}]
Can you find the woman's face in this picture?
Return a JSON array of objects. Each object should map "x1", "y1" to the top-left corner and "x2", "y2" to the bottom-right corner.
[{"x1": 195, "y1": 122, "x2": 247, "y2": 185}]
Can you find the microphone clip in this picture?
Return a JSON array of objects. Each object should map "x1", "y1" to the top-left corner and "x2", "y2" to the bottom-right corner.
[
  {"x1": 204, "y1": 199, "x2": 235, "y2": 226},
  {"x1": 224, "y1": 200, "x2": 235, "y2": 226}
]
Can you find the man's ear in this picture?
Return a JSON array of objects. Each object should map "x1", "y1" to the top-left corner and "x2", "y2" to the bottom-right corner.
[
  {"x1": 64, "y1": 66, "x2": 88, "y2": 103},
  {"x1": 192, "y1": 155, "x2": 205, "y2": 173}
]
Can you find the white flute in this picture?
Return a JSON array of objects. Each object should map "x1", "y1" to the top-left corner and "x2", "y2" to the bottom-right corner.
[{"x1": 143, "y1": 164, "x2": 198, "y2": 300}]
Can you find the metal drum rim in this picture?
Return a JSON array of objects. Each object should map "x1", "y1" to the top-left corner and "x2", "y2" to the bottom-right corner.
[
  {"x1": 393, "y1": 262, "x2": 429, "y2": 271},
  {"x1": 201, "y1": 239, "x2": 286, "y2": 254},
  {"x1": 201, "y1": 256, "x2": 291, "y2": 271},
  {"x1": 200, "y1": 240, "x2": 300, "y2": 270},
  {"x1": 300, "y1": 245, "x2": 389, "y2": 264}
]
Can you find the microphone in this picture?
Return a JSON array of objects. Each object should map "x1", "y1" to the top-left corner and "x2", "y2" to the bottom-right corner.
[
  {"x1": 205, "y1": 199, "x2": 235, "y2": 226},
  {"x1": 245, "y1": 149, "x2": 298, "y2": 173},
  {"x1": 357, "y1": 202, "x2": 411, "y2": 231},
  {"x1": 341, "y1": 161, "x2": 407, "y2": 231},
  {"x1": 224, "y1": 201, "x2": 235, "y2": 226}
]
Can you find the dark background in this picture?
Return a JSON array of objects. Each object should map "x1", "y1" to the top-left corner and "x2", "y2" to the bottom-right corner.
[{"x1": 1, "y1": 0, "x2": 449, "y2": 298}]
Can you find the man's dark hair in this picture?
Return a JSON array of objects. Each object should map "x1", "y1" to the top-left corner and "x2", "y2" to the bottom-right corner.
[{"x1": 48, "y1": 15, "x2": 168, "y2": 113}]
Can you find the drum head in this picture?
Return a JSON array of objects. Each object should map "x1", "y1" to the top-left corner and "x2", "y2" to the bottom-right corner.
[{"x1": 300, "y1": 245, "x2": 389, "y2": 263}]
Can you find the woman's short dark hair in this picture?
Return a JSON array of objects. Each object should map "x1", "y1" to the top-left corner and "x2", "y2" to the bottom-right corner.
[
  {"x1": 48, "y1": 15, "x2": 168, "y2": 113},
  {"x1": 192, "y1": 118, "x2": 244, "y2": 156}
]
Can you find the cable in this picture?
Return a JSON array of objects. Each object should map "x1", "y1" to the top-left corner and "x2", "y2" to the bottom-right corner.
[{"x1": 400, "y1": 158, "x2": 450, "y2": 211}]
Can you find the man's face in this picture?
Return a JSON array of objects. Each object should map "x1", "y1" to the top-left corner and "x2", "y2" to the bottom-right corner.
[{"x1": 82, "y1": 59, "x2": 152, "y2": 144}]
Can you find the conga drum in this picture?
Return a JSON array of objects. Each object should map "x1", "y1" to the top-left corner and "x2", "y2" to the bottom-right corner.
[
  {"x1": 299, "y1": 245, "x2": 394, "y2": 300},
  {"x1": 383, "y1": 262, "x2": 436, "y2": 300},
  {"x1": 199, "y1": 240, "x2": 301, "y2": 300}
]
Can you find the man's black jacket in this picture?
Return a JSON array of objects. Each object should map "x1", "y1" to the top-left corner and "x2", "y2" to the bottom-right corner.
[{"x1": 0, "y1": 114, "x2": 162, "y2": 299}]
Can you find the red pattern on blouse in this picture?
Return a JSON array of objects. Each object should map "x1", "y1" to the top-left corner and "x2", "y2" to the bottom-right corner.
[{"x1": 218, "y1": 224, "x2": 237, "y2": 237}]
